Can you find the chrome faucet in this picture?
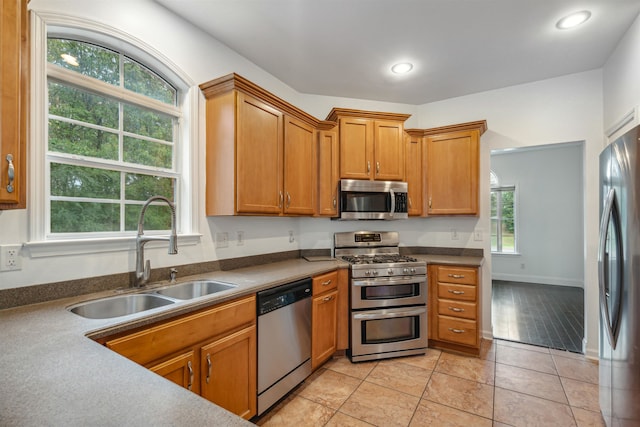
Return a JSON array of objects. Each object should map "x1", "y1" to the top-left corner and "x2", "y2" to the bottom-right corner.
[{"x1": 135, "y1": 196, "x2": 178, "y2": 287}]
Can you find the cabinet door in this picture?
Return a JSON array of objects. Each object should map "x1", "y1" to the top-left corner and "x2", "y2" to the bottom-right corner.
[
  {"x1": 373, "y1": 120, "x2": 405, "y2": 181},
  {"x1": 0, "y1": 0, "x2": 28, "y2": 209},
  {"x1": 149, "y1": 351, "x2": 198, "y2": 394},
  {"x1": 311, "y1": 289, "x2": 338, "y2": 369},
  {"x1": 317, "y1": 128, "x2": 339, "y2": 216},
  {"x1": 200, "y1": 326, "x2": 257, "y2": 420},
  {"x1": 339, "y1": 117, "x2": 373, "y2": 179},
  {"x1": 424, "y1": 130, "x2": 479, "y2": 215},
  {"x1": 236, "y1": 93, "x2": 283, "y2": 214},
  {"x1": 405, "y1": 134, "x2": 422, "y2": 215},
  {"x1": 284, "y1": 116, "x2": 316, "y2": 215}
]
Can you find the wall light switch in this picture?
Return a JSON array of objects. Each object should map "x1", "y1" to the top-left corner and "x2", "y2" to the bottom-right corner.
[{"x1": 215, "y1": 232, "x2": 229, "y2": 248}]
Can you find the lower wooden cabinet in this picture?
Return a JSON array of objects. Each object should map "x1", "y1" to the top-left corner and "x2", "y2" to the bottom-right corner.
[
  {"x1": 149, "y1": 350, "x2": 197, "y2": 393},
  {"x1": 428, "y1": 264, "x2": 481, "y2": 355},
  {"x1": 102, "y1": 295, "x2": 257, "y2": 420},
  {"x1": 200, "y1": 326, "x2": 256, "y2": 420},
  {"x1": 311, "y1": 270, "x2": 339, "y2": 369}
]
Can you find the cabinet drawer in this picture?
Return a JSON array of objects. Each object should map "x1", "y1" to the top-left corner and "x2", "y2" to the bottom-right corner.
[
  {"x1": 437, "y1": 266, "x2": 477, "y2": 285},
  {"x1": 437, "y1": 299, "x2": 477, "y2": 320},
  {"x1": 106, "y1": 295, "x2": 256, "y2": 365},
  {"x1": 437, "y1": 283, "x2": 476, "y2": 302},
  {"x1": 437, "y1": 316, "x2": 477, "y2": 347},
  {"x1": 313, "y1": 270, "x2": 338, "y2": 295}
]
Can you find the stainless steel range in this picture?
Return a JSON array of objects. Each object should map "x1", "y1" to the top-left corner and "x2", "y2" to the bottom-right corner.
[{"x1": 334, "y1": 231, "x2": 428, "y2": 362}]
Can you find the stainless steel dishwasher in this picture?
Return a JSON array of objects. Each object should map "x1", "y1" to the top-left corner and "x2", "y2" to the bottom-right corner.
[{"x1": 257, "y1": 277, "x2": 312, "y2": 415}]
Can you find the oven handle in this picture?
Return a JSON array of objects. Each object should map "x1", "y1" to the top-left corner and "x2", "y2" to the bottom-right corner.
[
  {"x1": 352, "y1": 276, "x2": 427, "y2": 287},
  {"x1": 353, "y1": 307, "x2": 426, "y2": 320}
]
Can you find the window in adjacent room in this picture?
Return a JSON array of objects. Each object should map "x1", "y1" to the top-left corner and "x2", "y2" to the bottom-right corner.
[
  {"x1": 490, "y1": 171, "x2": 516, "y2": 253},
  {"x1": 46, "y1": 37, "x2": 182, "y2": 236}
]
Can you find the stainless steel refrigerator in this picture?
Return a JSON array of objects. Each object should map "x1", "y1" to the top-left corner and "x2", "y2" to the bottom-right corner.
[{"x1": 599, "y1": 125, "x2": 640, "y2": 427}]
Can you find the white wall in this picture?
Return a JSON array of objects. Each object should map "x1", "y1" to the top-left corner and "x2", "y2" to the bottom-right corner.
[
  {"x1": 491, "y1": 143, "x2": 584, "y2": 288},
  {"x1": 604, "y1": 13, "x2": 640, "y2": 133},
  {"x1": 0, "y1": 0, "x2": 625, "y2": 359},
  {"x1": 417, "y1": 70, "x2": 604, "y2": 357}
]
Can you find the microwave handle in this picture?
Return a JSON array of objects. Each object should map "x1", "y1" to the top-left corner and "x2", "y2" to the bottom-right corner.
[{"x1": 389, "y1": 188, "x2": 395, "y2": 217}]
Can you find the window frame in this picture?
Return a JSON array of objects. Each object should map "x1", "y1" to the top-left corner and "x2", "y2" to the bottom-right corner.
[
  {"x1": 27, "y1": 12, "x2": 201, "y2": 257},
  {"x1": 491, "y1": 178, "x2": 518, "y2": 255}
]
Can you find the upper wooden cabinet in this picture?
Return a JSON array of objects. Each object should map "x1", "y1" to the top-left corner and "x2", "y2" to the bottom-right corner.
[
  {"x1": 326, "y1": 109, "x2": 410, "y2": 181},
  {"x1": 0, "y1": 0, "x2": 28, "y2": 210},
  {"x1": 408, "y1": 120, "x2": 486, "y2": 216},
  {"x1": 200, "y1": 74, "x2": 320, "y2": 216},
  {"x1": 404, "y1": 131, "x2": 423, "y2": 216},
  {"x1": 317, "y1": 123, "x2": 339, "y2": 217}
]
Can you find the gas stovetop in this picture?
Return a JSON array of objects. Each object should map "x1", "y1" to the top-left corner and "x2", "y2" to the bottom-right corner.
[
  {"x1": 334, "y1": 231, "x2": 426, "y2": 278},
  {"x1": 339, "y1": 254, "x2": 418, "y2": 264}
]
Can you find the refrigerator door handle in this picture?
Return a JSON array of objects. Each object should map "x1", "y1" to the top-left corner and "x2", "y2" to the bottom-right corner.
[{"x1": 598, "y1": 188, "x2": 622, "y2": 349}]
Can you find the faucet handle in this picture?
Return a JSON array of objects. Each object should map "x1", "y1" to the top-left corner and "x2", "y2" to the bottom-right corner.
[
  {"x1": 169, "y1": 268, "x2": 178, "y2": 283},
  {"x1": 143, "y1": 259, "x2": 151, "y2": 282}
]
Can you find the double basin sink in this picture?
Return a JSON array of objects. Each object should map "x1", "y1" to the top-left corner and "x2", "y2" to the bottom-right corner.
[{"x1": 68, "y1": 280, "x2": 237, "y2": 320}]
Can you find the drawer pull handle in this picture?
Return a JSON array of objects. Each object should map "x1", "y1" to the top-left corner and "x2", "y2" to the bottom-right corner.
[
  {"x1": 448, "y1": 327, "x2": 466, "y2": 334},
  {"x1": 187, "y1": 361, "x2": 194, "y2": 391},
  {"x1": 323, "y1": 295, "x2": 335, "y2": 302},
  {"x1": 206, "y1": 354, "x2": 212, "y2": 384},
  {"x1": 286, "y1": 192, "x2": 291, "y2": 208},
  {"x1": 448, "y1": 274, "x2": 465, "y2": 279},
  {"x1": 448, "y1": 290, "x2": 465, "y2": 295},
  {"x1": 376, "y1": 161, "x2": 380, "y2": 174},
  {"x1": 448, "y1": 307, "x2": 465, "y2": 312},
  {"x1": 367, "y1": 161, "x2": 371, "y2": 174},
  {"x1": 279, "y1": 191, "x2": 284, "y2": 208},
  {"x1": 322, "y1": 280, "x2": 332, "y2": 286}
]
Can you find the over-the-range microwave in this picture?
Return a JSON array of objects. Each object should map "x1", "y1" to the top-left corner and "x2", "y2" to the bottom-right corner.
[{"x1": 337, "y1": 179, "x2": 408, "y2": 220}]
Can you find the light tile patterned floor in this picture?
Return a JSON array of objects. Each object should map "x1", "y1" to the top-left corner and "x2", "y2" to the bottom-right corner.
[{"x1": 254, "y1": 339, "x2": 604, "y2": 427}]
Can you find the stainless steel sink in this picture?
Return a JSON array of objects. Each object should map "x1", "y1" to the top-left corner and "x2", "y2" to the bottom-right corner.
[
  {"x1": 68, "y1": 294, "x2": 175, "y2": 319},
  {"x1": 155, "y1": 280, "x2": 237, "y2": 300}
]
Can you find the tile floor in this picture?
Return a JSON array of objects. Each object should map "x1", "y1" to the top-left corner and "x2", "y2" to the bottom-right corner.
[
  {"x1": 254, "y1": 340, "x2": 604, "y2": 427},
  {"x1": 492, "y1": 281, "x2": 584, "y2": 353}
]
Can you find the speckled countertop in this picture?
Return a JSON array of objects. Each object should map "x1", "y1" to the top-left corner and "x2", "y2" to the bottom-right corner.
[{"x1": 0, "y1": 254, "x2": 482, "y2": 426}]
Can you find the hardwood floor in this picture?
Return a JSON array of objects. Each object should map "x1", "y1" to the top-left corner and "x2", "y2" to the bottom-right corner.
[
  {"x1": 254, "y1": 340, "x2": 604, "y2": 426},
  {"x1": 492, "y1": 280, "x2": 584, "y2": 353}
]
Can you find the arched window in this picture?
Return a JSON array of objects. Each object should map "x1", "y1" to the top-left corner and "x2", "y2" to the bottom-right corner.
[
  {"x1": 28, "y1": 16, "x2": 198, "y2": 256},
  {"x1": 490, "y1": 170, "x2": 517, "y2": 253}
]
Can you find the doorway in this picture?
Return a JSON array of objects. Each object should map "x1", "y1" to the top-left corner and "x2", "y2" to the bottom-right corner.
[{"x1": 490, "y1": 142, "x2": 585, "y2": 353}]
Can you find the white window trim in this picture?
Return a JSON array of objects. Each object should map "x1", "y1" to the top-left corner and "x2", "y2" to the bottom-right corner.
[
  {"x1": 26, "y1": 11, "x2": 201, "y2": 258},
  {"x1": 490, "y1": 183, "x2": 519, "y2": 255}
]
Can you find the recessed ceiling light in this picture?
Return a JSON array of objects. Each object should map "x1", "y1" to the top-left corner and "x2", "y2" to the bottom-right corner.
[
  {"x1": 556, "y1": 10, "x2": 591, "y2": 30},
  {"x1": 391, "y1": 62, "x2": 413, "y2": 74}
]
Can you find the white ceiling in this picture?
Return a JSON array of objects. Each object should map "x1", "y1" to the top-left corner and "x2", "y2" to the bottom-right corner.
[{"x1": 155, "y1": 0, "x2": 640, "y2": 105}]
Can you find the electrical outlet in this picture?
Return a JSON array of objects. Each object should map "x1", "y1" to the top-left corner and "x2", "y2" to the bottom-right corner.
[
  {"x1": 0, "y1": 244, "x2": 22, "y2": 271},
  {"x1": 215, "y1": 232, "x2": 229, "y2": 248},
  {"x1": 451, "y1": 229, "x2": 459, "y2": 240},
  {"x1": 474, "y1": 229, "x2": 483, "y2": 241},
  {"x1": 288, "y1": 230, "x2": 295, "y2": 243},
  {"x1": 237, "y1": 231, "x2": 244, "y2": 246}
]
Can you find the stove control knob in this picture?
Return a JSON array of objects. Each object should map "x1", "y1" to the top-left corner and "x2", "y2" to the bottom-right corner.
[
  {"x1": 365, "y1": 270, "x2": 371, "y2": 276},
  {"x1": 388, "y1": 268, "x2": 394, "y2": 275},
  {"x1": 410, "y1": 267, "x2": 416, "y2": 274},
  {"x1": 403, "y1": 268, "x2": 409, "y2": 274},
  {"x1": 373, "y1": 270, "x2": 379, "y2": 276}
]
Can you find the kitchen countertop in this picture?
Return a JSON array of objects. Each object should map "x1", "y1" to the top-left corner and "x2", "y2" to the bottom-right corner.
[{"x1": 0, "y1": 254, "x2": 482, "y2": 426}]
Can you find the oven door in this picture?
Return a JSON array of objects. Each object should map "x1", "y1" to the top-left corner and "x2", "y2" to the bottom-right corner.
[
  {"x1": 351, "y1": 306, "x2": 428, "y2": 361},
  {"x1": 351, "y1": 275, "x2": 427, "y2": 309}
]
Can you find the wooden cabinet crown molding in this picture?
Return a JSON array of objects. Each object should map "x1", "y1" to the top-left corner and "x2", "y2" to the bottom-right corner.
[
  {"x1": 199, "y1": 73, "x2": 327, "y2": 129},
  {"x1": 326, "y1": 107, "x2": 411, "y2": 123},
  {"x1": 405, "y1": 119, "x2": 487, "y2": 137}
]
